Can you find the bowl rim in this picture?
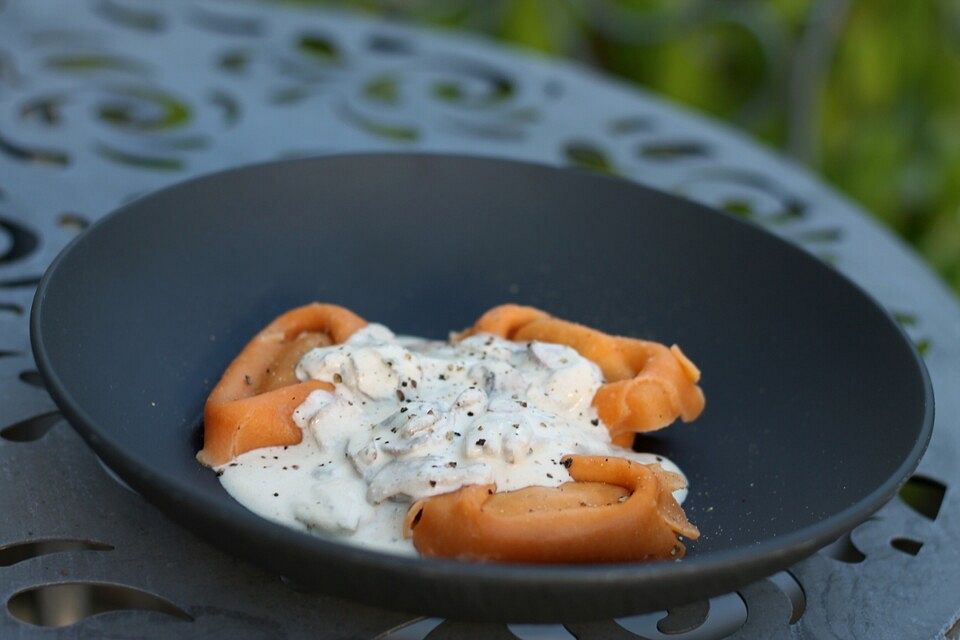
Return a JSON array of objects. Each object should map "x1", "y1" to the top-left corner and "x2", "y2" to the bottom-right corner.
[{"x1": 30, "y1": 151, "x2": 935, "y2": 593}]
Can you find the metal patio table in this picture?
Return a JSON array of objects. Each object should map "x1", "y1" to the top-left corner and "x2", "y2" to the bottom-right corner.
[{"x1": 0, "y1": 1, "x2": 957, "y2": 638}]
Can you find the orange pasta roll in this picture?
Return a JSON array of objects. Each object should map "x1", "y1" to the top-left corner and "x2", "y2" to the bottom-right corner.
[
  {"x1": 404, "y1": 455, "x2": 699, "y2": 563},
  {"x1": 460, "y1": 305, "x2": 704, "y2": 446},
  {"x1": 197, "y1": 303, "x2": 367, "y2": 466}
]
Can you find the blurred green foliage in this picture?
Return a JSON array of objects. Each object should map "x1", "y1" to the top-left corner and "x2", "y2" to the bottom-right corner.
[{"x1": 299, "y1": 0, "x2": 960, "y2": 291}]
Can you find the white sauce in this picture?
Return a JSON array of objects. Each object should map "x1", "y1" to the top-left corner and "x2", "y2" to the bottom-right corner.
[{"x1": 217, "y1": 324, "x2": 687, "y2": 555}]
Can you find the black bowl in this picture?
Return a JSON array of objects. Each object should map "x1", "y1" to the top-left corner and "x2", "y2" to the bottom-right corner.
[{"x1": 31, "y1": 154, "x2": 933, "y2": 622}]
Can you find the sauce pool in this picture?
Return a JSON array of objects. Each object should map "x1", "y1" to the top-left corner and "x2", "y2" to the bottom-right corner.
[{"x1": 217, "y1": 324, "x2": 687, "y2": 555}]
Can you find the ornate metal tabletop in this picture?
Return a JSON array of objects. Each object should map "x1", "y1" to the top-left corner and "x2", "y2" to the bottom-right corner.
[{"x1": 0, "y1": 1, "x2": 957, "y2": 638}]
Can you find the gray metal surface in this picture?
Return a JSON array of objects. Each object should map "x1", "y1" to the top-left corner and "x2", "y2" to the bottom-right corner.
[{"x1": 0, "y1": 0, "x2": 956, "y2": 638}]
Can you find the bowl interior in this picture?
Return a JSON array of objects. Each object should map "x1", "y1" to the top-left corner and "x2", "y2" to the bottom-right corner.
[{"x1": 32, "y1": 153, "x2": 932, "y2": 620}]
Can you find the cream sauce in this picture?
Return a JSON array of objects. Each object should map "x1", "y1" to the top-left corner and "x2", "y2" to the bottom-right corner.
[{"x1": 217, "y1": 324, "x2": 687, "y2": 555}]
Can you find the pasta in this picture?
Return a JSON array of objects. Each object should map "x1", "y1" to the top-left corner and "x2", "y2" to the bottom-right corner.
[
  {"x1": 197, "y1": 303, "x2": 367, "y2": 466},
  {"x1": 460, "y1": 304, "x2": 705, "y2": 446},
  {"x1": 405, "y1": 455, "x2": 699, "y2": 562}
]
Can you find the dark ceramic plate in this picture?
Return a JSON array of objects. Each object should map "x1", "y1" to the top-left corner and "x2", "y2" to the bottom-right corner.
[{"x1": 31, "y1": 154, "x2": 933, "y2": 622}]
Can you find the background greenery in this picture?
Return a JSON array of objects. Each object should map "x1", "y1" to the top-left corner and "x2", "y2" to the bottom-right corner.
[{"x1": 303, "y1": 0, "x2": 960, "y2": 291}]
